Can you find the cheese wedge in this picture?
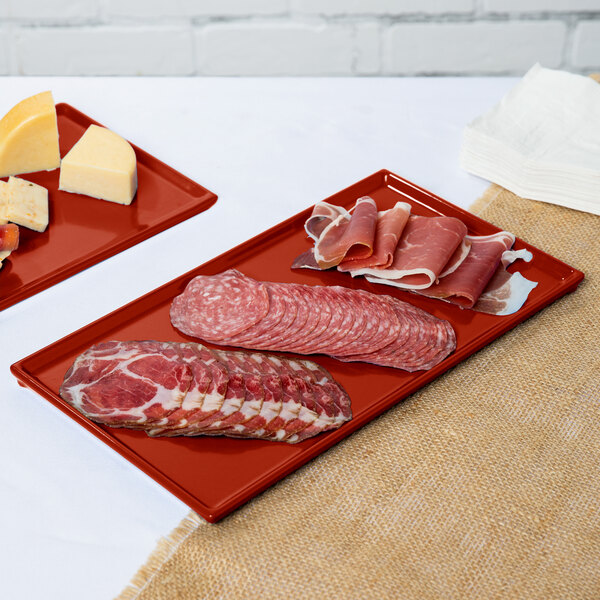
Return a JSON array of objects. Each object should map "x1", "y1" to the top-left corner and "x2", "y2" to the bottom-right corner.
[
  {"x1": 6, "y1": 176, "x2": 49, "y2": 232},
  {"x1": 0, "y1": 180, "x2": 8, "y2": 224},
  {"x1": 59, "y1": 124, "x2": 137, "y2": 205},
  {"x1": 0, "y1": 91, "x2": 61, "y2": 178}
]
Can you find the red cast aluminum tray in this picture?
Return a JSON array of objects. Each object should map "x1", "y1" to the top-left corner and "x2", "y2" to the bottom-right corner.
[
  {"x1": 11, "y1": 169, "x2": 584, "y2": 523},
  {"x1": 0, "y1": 102, "x2": 218, "y2": 311}
]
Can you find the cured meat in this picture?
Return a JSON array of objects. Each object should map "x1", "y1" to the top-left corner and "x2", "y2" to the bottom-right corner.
[
  {"x1": 474, "y1": 248, "x2": 538, "y2": 315},
  {"x1": 147, "y1": 344, "x2": 229, "y2": 436},
  {"x1": 60, "y1": 341, "x2": 352, "y2": 444},
  {"x1": 355, "y1": 215, "x2": 468, "y2": 289},
  {"x1": 417, "y1": 232, "x2": 515, "y2": 309},
  {"x1": 170, "y1": 270, "x2": 269, "y2": 341},
  {"x1": 292, "y1": 195, "x2": 539, "y2": 314},
  {"x1": 338, "y1": 202, "x2": 411, "y2": 271},
  {"x1": 293, "y1": 199, "x2": 411, "y2": 272},
  {"x1": 312, "y1": 196, "x2": 378, "y2": 269},
  {"x1": 170, "y1": 270, "x2": 456, "y2": 372},
  {"x1": 304, "y1": 202, "x2": 349, "y2": 241},
  {"x1": 59, "y1": 341, "x2": 194, "y2": 428}
]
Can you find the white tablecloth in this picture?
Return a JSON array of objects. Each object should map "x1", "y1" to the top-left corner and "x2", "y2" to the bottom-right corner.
[{"x1": 0, "y1": 76, "x2": 516, "y2": 600}]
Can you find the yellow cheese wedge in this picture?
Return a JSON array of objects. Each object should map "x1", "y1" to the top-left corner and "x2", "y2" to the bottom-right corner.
[
  {"x1": 6, "y1": 176, "x2": 49, "y2": 232},
  {"x1": 0, "y1": 91, "x2": 61, "y2": 178},
  {"x1": 59, "y1": 124, "x2": 137, "y2": 205},
  {"x1": 0, "y1": 181, "x2": 8, "y2": 224}
]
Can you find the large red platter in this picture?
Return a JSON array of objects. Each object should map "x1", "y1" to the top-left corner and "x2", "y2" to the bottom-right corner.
[
  {"x1": 0, "y1": 103, "x2": 218, "y2": 311},
  {"x1": 10, "y1": 170, "x2": 583, "y2": 523}
]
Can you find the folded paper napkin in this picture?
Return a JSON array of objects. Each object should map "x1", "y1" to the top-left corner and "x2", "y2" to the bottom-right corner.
[{"x1": 460, "y1": 64, "x2": 600, "y2": 215}]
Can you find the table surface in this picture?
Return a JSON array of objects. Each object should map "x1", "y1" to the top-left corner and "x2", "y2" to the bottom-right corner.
[{"x1": 0, "y1": 75, "x2": 517, "y2": 600}]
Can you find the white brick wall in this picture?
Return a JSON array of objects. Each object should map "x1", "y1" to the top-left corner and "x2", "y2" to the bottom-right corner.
[
  {"x1": 196, "y1": 22, "x2": 355, "y2": 75},
  {"x1": 15, "y1": 27, "x2": 194, "y2": 75},
  {"x1": 383, "y1": 21, "x2": 567, "y2": 74},
  {"x1": 0, "y1": 0, "x2": 598, "y2": 75},
  {"x1": 573, "y1": 21, "x2": 600, "y2": 68}
]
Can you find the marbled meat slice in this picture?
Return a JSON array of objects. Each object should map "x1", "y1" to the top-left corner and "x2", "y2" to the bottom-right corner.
[
  {"x1": 147, "y1": 344, "x2": 229, "y2": 437},
  {"x1": 204, "y1": 350, "x2": 265, "y2": 433},
  {"x1": 59, "y1": 341, "x2": 193, "y2": 428},
  {"x1": 268, "y1": 355, "x2": 351, "y2": 428},
  {"x1": 234, "y1": 351, "x2": 347, "y2": 442},
  {"x1": 211, "y1": 350, "x2": 284, "y2": 439},
  {"x1": 146, "y1": 343, "x2": 213, "y2": 430}
]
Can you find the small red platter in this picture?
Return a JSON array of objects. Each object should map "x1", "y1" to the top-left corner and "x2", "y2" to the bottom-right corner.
[
  {"x1": 10, "y1": 169, "x2": 583, "y2": 523},
  {"x1": 0, "y1": 103, "x2": 218, "y2": 311}
]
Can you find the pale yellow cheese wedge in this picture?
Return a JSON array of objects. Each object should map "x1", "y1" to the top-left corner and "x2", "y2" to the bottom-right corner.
[
  {"x1": 59, "y1": 124, "x2": 137, "y2": 205},
  {"x1": 6, "y1": 176, "x2": 49, "y2": 232},
  {"x1": 0, "y1": 91, "x2": 61, "y2": 178},
  {"x1": 0, "y1": 180, "x2": 8, "y2": 224}
]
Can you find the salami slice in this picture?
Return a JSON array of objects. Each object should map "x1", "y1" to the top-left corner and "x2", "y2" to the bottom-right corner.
[{"x1": 170, "y1": 270, "x2": 270, "y2": 341}]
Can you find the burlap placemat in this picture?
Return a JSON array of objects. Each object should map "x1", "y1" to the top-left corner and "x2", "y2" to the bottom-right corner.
[{"x1": 118, "y1": 185, "x2": 599, "y2": 600}]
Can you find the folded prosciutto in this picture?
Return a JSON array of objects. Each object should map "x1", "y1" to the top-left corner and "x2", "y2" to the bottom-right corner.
[
  {"x1": 292, "y1": 197, "x2": 409, "y2": 271},
  {"x1": 292, "y1": 196, "x2": 538, "y2": 315},
  {"x1": 311, "y1": 196, "x2": 378, "y2": 269},
  {"x1": 352, "y1": 215, "x2": 468, "y2": 289},
  {"x1": 338, "y1": 202, "x2": 411, "y2": 271},
  {"x1": 416, "y1": 232, "x2": 515, "y2": 308}
]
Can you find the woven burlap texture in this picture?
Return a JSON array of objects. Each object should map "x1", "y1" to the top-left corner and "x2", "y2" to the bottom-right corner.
[{"x1": 118, "y1": 186, "x2": 600, "y2": 600}]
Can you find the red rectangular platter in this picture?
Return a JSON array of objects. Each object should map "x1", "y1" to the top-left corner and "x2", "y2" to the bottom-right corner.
[
  {"x1": 0, "y1": 102, "x2": 218, "y2": 311},
  {"x1": 11, "y1": 169, "x2": 584, "y2": 523}
]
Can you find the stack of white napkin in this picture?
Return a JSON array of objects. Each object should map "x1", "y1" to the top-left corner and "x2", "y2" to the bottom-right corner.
[{"x1": 460, "y1": 64, "x2": 600, "y2": 215}]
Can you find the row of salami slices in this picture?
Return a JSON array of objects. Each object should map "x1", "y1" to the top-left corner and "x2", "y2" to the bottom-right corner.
[
  {"x1": 59, "y1": 340, "x2": 352, "y2": 444},
  {"x1": 170, "y1": 270, "x2": 456, "y2": 372}
]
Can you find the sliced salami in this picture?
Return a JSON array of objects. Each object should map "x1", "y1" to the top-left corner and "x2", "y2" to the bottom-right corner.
[
  {"x1": 170, "y1": 270, "x2": 270, "y2": 341},
  {"x1": 170, "y1": 270, "x2": 456, "y2": 372}
]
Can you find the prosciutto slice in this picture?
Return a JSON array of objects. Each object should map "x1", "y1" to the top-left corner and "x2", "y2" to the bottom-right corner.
[
  {"x1": 311, "y1": 196, "x2": 378, "y2": 269},
  {"x1": 418, "y1": 232, "x2": 516, "y2": 308},
  {"x1": 474, "y1": 249, "x2": 538, "y2": 315},
  {"x1": 360, "y1": 215, "x2": 468, "y2": 289},
  {"x1": 304, "y1": 202, "x2": 349, "y2": 241},
  {"x1": 338, "y1": 202, "x2": 411, "y2": 271}
]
